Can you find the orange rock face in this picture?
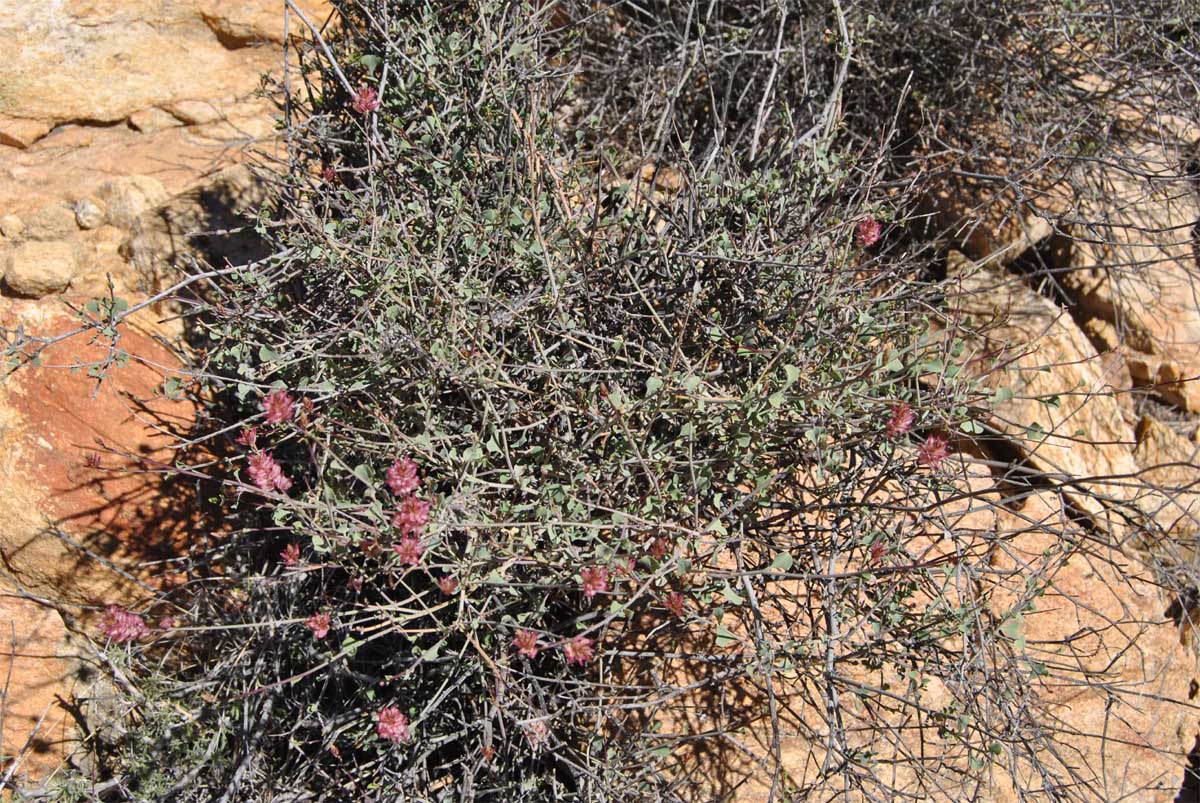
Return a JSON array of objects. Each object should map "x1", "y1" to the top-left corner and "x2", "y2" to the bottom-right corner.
[{"x1": 0, "y1": 302, "x2": 198, "y2": 784}]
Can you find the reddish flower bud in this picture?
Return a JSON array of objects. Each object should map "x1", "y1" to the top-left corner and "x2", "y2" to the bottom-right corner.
[
  {"x1": 351, "y1": 86, "x2": 381, "y2": 114},
  {"x1": 885, "y1": 402, "x2": 915, "y2": 438},
  {"x1": 513, "y1": 628, "x2": 540, "y2": 659},
  {"x1": 917, "y1": 433, "x2": 951, "y2": 470},
  {"x1": 281, "y1": 543, "x2": 301, "y2": 566},
  {"x1": 855, "y1": 216, "x2": 883, "y2": 248}
]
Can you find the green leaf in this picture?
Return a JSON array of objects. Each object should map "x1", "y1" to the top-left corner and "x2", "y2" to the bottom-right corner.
[
  {"x1": 783, "y1": 365, "x2": 801, "y2": 384},
  {"x1": 715, "y1": 624, "x2": 738, "y2": 648},
  {"x1": 353, "y1": 464, "x2": 373, "y2": 485},
  {"x1": 770, "y1": 552, "x2": 794, "y2": 572},
  {"x1": 645, "y1": 376, "x2": 664, "y2": 396},
  {"x1": 721, "y1": 583, "x2": 745, "y2": 606},
  {"x1": 420, "y1": 639, "x2": 444, "y2": 661},
  {"x1": 992, "y1": 386, "x2": 1014, "y2": 405}
]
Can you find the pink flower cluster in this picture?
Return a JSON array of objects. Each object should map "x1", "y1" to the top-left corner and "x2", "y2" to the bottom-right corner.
[
  {"x1": 917, "y1": 433, "x2": 951, "y2": 470},
  {"x1": 855, "y1": 216, "x2": 883, "y2": 248},
  {"x1": 562, "y1": 635, "x2": 595, "y2": 666},
  {"x1": 98, "y1": 605, "x2": 149, "y2": 643},
  {"x1": 393, "y1": 496, "x2": 430, "y2": 536},
  {"x1": 306, "y1": 612, "x2": 332, "y2": 639},
  {"x1": 262, "y1": 389, "x2": 296, "y2": 425},
  {"x1": 376, "y1": 706, "x2": 411, "y2": 743},
  {"x1": 387, "y1": 457, "x2": 431, "y2": 565},
  {"x1": 247, "y1": 451, "x2": 292, "y2": 493},
  {"x1": 885, "y1": 402, "x2": 915, "y2": 438},
  {"x1": 392, "y1": 537, "x2": 425, "y2": 566},
  {"x1": 352, "y1": 86, "x2": 381, "y2": 114},
  {"x1": 386, "y1": 457, "x2": 420, "y2": 496},
  {"x1": 513, "y1": 628, "x2": 540, "y2": 659},
  {"x1": 580, "y1": 566, "x2": 609, "y2": 600}
]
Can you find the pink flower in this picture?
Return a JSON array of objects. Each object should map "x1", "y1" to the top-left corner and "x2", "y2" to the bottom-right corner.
[
  {"x1": 262, "y1": 389, "x2": 296, "y2": 425},
  {"x1": 663, "y1": 591, "x2": 687, "y2": 619},
  {"x1": 917, "y1": 433, "x2": 951, "y2": 470},
  {"x1": 392, "y1": 536, "x2": 424, "y2": 566},
  {"x1": 437, "y1": 575, "x2": 458, "y2": 595},
  {"x1": 513, "y1": 628, "x2": 540, "y2": 659},
  {"x1": 280, "y1": 543, "x2": 301, "y2": 566},
  {"x1": 855, "y1": 216, "x2": 883, "y2": 248},
  {"x1": 562, "y1": 635, "x2": 595, "y2": 666},
  {"x1": 386, "y1": 457, "x2": 421, "y2": 497},
  {"x1": 158, "y1": 616, "x2": 178, "y2": 630},
  {"x1": 351, "y1": 86, "x2": 381, "y2": 114},
  {"x1": 376, "y1": 706, "x2": 411, "y2": 743},
  {"x1": 306, "y1": 612, "x2": 332, "y2": 639},
  {"x1": 235, "y1": 426, "x2": 259, "y2": 448},
  {"x1": 885, "y1": 402, "x2": 915, "y2": 438},
  {"x1": 246, "y1": 451, "x2": 293, "y2": 493},
  {"x1": 580, "y1": 566, "x2": 609, "y2": 600},
  {"x1": 98, "y1": 605, "x2": 149, "y2": 644},
  {"x1": 321, "y1": 165, "x2": 337, "y2": 182},
  {"x1": 392, "y1": 496, "x2": 431, "y2": 536}
]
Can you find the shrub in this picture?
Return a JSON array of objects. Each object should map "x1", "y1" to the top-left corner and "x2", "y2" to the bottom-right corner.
[{"x1": 40, "y1": 1, "x2": 1198, "y2": 802}]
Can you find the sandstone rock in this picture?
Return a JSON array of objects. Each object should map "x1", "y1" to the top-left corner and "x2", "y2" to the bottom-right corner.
[
  {"x1": 0, "y1": 2, "x2": 281, "y2": 137},
  {"x1": 1050, "y1": 140, "x2": 1200, "y2": 411},
  {"x1": 24, "y1": 202, "x2": 78, "y2": 241},
  {"x1": 73, "y1": 197, "x2": 106, "y2": 230},
  {"x1": 3, "y1": 240, "x2": 78, "y2": 297},
  {"x1": 1134, "y1": 416, "x2": 1200, "y2": 567},
  {"x1": 0, "y1": 116, "x2": 53, "y2": 149},
  {"x1": 0, "y1": 213, "x2": 24, "y2": 238},
  {"x1": 198, "y1": 0, "x2": 329, "y2": 46},
  {"x1": 127, "y1": 107, "x2": 182, "y2": 134},
  {"x1": 0, "y1": 304, "x2": 199, "y2": 781},
  {"x1": 162, "y1": 99, "x2": 223, "y2": 126},
  {"x1": 0, "y1": 596, "x2": 77, "y2": 784},
  {"x1": 96, "y1": 175, "x2": 169, "y2": 229},
  {"x1": 938, "y1": 253, "x2": 1142, "y2": 527},
  {"x1": 984, "y1": 491, "x2": 1197, "y2": 801}
]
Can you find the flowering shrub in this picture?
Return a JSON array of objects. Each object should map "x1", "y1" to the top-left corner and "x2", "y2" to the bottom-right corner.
[{"x1": 70, "y1": 1, "x2": 1200, "y2": 801}]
